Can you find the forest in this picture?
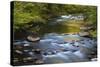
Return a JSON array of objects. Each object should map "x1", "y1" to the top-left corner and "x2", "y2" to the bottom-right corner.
[
  {"x1": 12, "y1": 1, "x2": 97, "y2": 38},
  {"x1": 12, "y1": 1, "x2": 97, "y2": 65}
]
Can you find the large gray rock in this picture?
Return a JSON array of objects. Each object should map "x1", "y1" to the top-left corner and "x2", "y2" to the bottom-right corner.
[{"x1": 27, "y1": 35, "x2": 40, "y2": 42}]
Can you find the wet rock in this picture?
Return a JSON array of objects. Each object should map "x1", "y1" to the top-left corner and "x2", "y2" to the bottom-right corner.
[
  {"x1": 27, "y1": 35, "x2": 40, "y2": 42},
  {"x1": 24, "y1": 43, "x2": 30, "y2": 46},
  {"x1": 23, "y1": 50, "x2": 29, "y2": 52},
  {"x1": 91, "y1": 58, "x2": 97, "y2": 61},
  {"x1": 79, "y1": 32, "x2": 90, "y2": 37},
  {"x1": 15, "y1": 50, "x2": 23, "y2": 54}
]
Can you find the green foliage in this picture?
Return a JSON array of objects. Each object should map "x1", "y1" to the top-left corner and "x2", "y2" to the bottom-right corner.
[{"x1": 12, "y1": 1, "x2": 97, "y2": 37}]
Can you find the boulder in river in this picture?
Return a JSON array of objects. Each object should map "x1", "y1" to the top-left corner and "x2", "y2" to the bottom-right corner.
[
  {"x1": 27, "y1": 35, "x2": 40, "y2": 42},
  {"x1": 79, "y1": 32, "x2": 90, "y2": 37}
]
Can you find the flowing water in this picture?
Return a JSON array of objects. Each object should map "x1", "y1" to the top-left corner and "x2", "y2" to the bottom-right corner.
[
  {"x1": 13, "y1": 15, "x2": 97, "y2": 65},
  {"x1": 13, "y1": 33, "x2": 97, "y2": 65}
]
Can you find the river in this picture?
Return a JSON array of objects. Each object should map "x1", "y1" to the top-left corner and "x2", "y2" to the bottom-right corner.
[{"x1": 12, "y1": 15, "x2": 97, "y2": 66}]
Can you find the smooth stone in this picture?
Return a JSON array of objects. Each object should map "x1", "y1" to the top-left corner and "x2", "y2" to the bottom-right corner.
[{"x1": 27, "y1": 36, "x2": 40, "y2": 42}]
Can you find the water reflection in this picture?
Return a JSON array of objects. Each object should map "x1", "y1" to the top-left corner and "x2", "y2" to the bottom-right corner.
[{"x1": 13, "y1": 33, "x2": 97, "y2": 65}]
